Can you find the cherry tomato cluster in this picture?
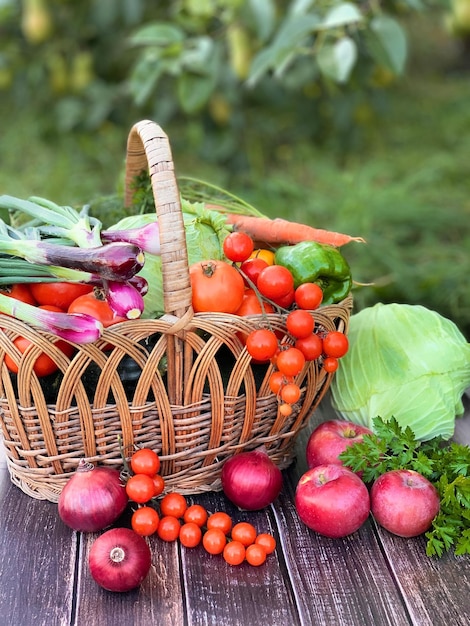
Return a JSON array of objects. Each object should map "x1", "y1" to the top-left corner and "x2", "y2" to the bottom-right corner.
[
  {"x1": 221, "y1": 232, "x2": 349, "y2": 416},
  {"x1": 126, "y1": 448, "x2": 277, "y2": 567}
]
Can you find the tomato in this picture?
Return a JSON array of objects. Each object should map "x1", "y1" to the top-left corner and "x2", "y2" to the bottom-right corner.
[
  {"x1": 239, "y1": 258, "x2": 269, "y2": 287},
  {"x1": 30, "y1": 282, "x2": 93, "y2": 310},
  {"x1": 235, "y1": 291, "x2": 274, "y2": 317},
  {"x1": 280, "y1": 382, "x2": 301, "y2": 404},
  {"x1": 323, "y1": 356, "x2": 339, "y2": 373},
  {"x1": 189, "y1": 260, "x2": 245, "y2": 314},
  {"x1": 125, "y1": 473, "x2": 156, "y2": 504},
  {"x1": 1, "y1": 283, "x2": 37, "y2": 306},
  {"x1": 255, "y1": 533, "x2": 276, "y2": 555},
  {"x1": 68, "y1": 291, "x2": 124, "y2": 327},
  {"x1": 286, "y1": 310, "x2": 315, "y2": 339},
  {"x1": 179, "y1": 522, "x2": 203, "y2": 548},
  {"x1": 202, "y1": 528, "x2": 227, "y2": 555},
  {"x1": 271, "y1": 288, "x2": 295, "y2": 309},
  {"x1": 131, "y1": 506, "x2": 160, "y2": 537},
  {"x1": 231, "y1": 522, "x2": 257, "y2": 547},
  {"x1": 130, "y1": 448, "x2": 161, "y2": 477},
  {"x1": 279, "y1": 403, "x2": 293, "y2": 417},
  {"x1": 245, "y1": 328, "x2": 279, "y2": 362},
  {"x1": 295, "y1": 333, "x2": 323, "y2": 361},
  {"x1": 183, "y1": 504, "x2": 208, "y2": 527},
  {"x1": 206, "y1": 511, "x2": 233, "y2": 535},
  {"x1": 249, "y1": 249, "x2": 275, "y2": 266},
  {"x1": 223, "y1": 232, "x2": 254, "y2": 263},
  {"x1": 269, "y1": 371, "x2": 289, "y2": 395},
  {"x1": 276, "y1": 347, "x2": 306, "y2": 377},
  {"x1": 152, "y1": 474, "x2": 165, "y2": 497},
  {"x1": 160, "y1": 492, "x2": 188, "y2": 519},
  {"x1": 245, "y1": 543, "x2": 267, "y2": 566},
  {"x1": 257, "y1": 265, "x2": 294, "y2": 301},
  {"x1": 157, "y1": 515, "x2": 181, "y2": 542},
  {"x1": 223, "y1": 540, "x2": 246, "y2": 566},
  {"x1": 322, "y1": 331, "x2": 349, "y2": 358},
  {"x1": 294, "y1": 282, "x2": 323, "y2": 310}
]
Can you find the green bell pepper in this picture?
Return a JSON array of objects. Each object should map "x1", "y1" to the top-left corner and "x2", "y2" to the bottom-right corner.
[{"x1": 274, "y1": 241, "x2": 352, "y2": 305}]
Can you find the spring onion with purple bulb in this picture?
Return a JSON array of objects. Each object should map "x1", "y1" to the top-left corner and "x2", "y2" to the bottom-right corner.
[
  {"x1": 103, "y1": 280, "x2": 145, "y2": 320},
  {"x1": 0, "y1": 293, "x2": 103, "y2": 343},
  {"x1": 101, "y1": 222, "x2": 161, "y2": 255}
]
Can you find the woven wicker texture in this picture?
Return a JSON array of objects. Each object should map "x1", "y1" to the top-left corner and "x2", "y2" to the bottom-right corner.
[{"x1": 0, "y1": 120, "x2": 353, "y2": 502}]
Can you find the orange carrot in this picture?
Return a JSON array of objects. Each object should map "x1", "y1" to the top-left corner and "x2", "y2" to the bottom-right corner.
[{"x1": 224, "y1": 214, "x2": 365, "y2": 248}]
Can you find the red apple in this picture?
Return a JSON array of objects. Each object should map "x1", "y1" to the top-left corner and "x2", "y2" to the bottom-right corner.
[
  {"x1": 370, "y1": 469, "x2": 440, "y2": 538},
  {"x1": 306, "y1": 419, "x2": 373, "y2": 470},
  {"x1": 294, "y1": 464, "x2": 370, "y2": 538}
]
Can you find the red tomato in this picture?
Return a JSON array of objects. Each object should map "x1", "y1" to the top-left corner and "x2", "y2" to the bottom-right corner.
[
  {"x1": 189, "y1": 260, "x2": 245, "y2": 314},
  {"x1": 152, "y1": 474, "x2": 165, "y2": 497},
  {"x1": 276, "y1": 347, "x2": 306, "y2": 377},
  {"x1": 68, "y1": 292, "x2": 124, "y2": 327},
  {"x1": 223, "y1": 232, "x2": 254, "y2": 263},
  {"x1": 131, "y1": 506, "x2": 160, "y2": 537},
  {"x1": 271, "y1": 288, "x2": 295, "y2": 309},
  {"x1": 257, "y1": 265, "x2": 294, "y2": 301},
  {"x1": 295, "y1": 333, "x2": 323, "y2": 361},
  {"x1": 30, "y1": 282, "x2": 93, "y2": 310},
  {"x1": 157, "y1": 515, "x2": 181, "y2": 542},
  {"x1": 280, "y1": 382, "x2": 301, "y2": 404},
  {"x1": 125, "y1": 474, "x2": 156, "y2": 504},
  {"x1": 286, "y1": 310, "x2": 315, "y2": 339},
  {"x1": 1, "y1": 283, "x2": 37, "y2": 306},
  {"x1": 183, "y1": 504, "x2": 208, "y2": 527},
  {"x1": 130, "y1": 448, "x2": 161, "y2": 477},
  {"x1": 245, "y1": 543, "x2": 267, "y2": 566},
  {"x1": 235, "y1": 291, "x2": 274, "y2": 317},
  {"x1": 245, "y1": 328, "x2": 279, "y2": 362},
  {"x1": 239, "y1": 258, "x2": 269, "y2": 287},
  {"x1": 255, "y1": 533, "x2": 276, "y2": 555},
  {"x1": 223, "y1": 540, "x2": 246, "y2": 566},
  {"x1": 202, "y1": 528, "x2": 227, "y2": 554},
  {"x1": 323, "y1": 356, "x2": 339, "y2": 373},
  {"x1": 160, "y1": 492, "x2": 188, "y2": 518},
  {"x1": 179, "y1": 522, "x2": 203, "y2": 548},
  {"x1": 231, "y1": 522, "x2": 257, "y2": 547},
  {"x1": 206, "y1": 511, "x2": 233, "y2": 535},
  {"x1": 322, "y1": 331, "x2": 349, "y2": 358},
  {"x1": 294, "y1": 283, "x2": 323, "y2": 310}
]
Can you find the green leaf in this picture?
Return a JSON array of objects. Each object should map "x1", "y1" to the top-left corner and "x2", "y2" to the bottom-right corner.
[
  {"x1": 247, "y1": 0, "x2": 277, "y2": 42},
  {"x1": 128, "y1": 52, "x2": 163, "y2": 106},
  {"x1": 180, "y1": 36, "x2": 214, "y2": 75},
  {"x1": 316, "y1": 3, "x2": 364, "y2": 30},
  {"x1": 317, "y1": 37, "x2": 357, "y2": 83},
  {"x1": 129, "y1": 22, "x2": 185, "y2": 47},
  {"x1": 177, "y1": 72, "x2": 215, "y2": 113},
  {"x1": 367, "y1": 16, "x2": 407, "y2": 75}
]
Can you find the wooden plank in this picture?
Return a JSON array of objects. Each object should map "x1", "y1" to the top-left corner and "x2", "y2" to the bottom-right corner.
[
  {"x1": 179, "y1": 492, "x2": 301, "y2": 626},
  {"x1": 0, "y1": 469, "x2": 75, "y2": 626}
]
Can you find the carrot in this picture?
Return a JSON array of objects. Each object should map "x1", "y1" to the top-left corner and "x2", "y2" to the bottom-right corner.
[{"x1": 224, "y1": 214, "x2": 366, "y2": 248}]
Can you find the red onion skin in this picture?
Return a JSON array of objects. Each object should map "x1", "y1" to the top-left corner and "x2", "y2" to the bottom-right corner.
[
  {"x1": 89, "y1": 528, "x2": 152, "y2": 593},
  {"x1": 58, "y1": 460, "x2": 128, "y2": 532},
  {"x1": 221, "y1": 448, "x2": 283, "y2": 511}
]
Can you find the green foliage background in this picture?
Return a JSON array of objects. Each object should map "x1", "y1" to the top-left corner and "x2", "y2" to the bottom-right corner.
[{"x1": 0, "y1": 1, "x2": 469, "y2": 337}]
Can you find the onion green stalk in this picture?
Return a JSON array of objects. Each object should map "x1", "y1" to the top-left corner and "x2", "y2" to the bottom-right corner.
[
  {"x1": 0, "y1": 293, "x2": 103, "y2": 343},
  {"x1": 0, "y1": 258, "x2": 103, "y2": 285}
]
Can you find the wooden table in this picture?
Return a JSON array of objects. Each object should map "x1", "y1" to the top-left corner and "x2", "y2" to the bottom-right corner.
[{"x1": 1, "y1": 391, "x2": 469, "y2": 626}]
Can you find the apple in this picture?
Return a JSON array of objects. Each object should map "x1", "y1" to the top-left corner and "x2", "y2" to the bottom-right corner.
[
  {"x1": 370, "y1": 469, "x2": 440, "y2": 538},
  {"x1": 294, "y1": 464, "x2": 370, "y2": 538},
  {"x1": 306, "y1": 419, "x2": 373, "y2": 470}
]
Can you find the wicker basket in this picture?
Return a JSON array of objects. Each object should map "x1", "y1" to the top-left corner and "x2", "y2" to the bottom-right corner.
[{"x1": 0, "y1": 120, "x2": 353, "y2": 502}]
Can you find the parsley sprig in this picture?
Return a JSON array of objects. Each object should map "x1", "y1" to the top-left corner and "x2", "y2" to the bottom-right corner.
[{"x1": 339, "y1": 417, "x2": 470, "y2": 558}]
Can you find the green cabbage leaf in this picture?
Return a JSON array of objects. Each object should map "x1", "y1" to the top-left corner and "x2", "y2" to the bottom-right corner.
[
  {"x1": 108, "y1": 199, "x2": 230, "y2": 318},
  {"x1": 330, "y1": 303, "x2": 470, "y2": 440}
]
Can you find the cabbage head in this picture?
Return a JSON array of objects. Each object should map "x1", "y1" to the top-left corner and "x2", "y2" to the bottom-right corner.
[
  {"x1": 330, "y1": 303, "x2": 470, "y2": 440},
  {"x1": 108, "y1": 199, "x2": 230, "y2": 318}
]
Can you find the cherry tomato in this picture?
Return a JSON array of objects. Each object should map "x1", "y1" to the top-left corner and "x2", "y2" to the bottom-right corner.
[
  {"x1": 255, "y1": 533, "x2": 276, "y2": 555},
  {"x1": 130, "y1": 448, "x2": 161, "y2": 477},
  {"x1": 235, "y1": 290, "x2": 274, "y2": 317},
  {"x1": 183, "y1": 504, "x2": 208, "y2": 527},
  {"x1": 257, "y1": 265, "x2": 294, "y2": 301},
  {"x1": 280, "y1": 382, "x2": 301, "y2": 404},
  {"x1": 323, "y1": 356, "x2": 339, "y2": 373},
  {"x1": 239, "y1": 258, "x2": 268, "y2": 287},
  {"x1": 160, "y1": 492, "x2": 188, "y2": 518},
  {"x1": 231, "y1": 522, "x2": 257, "y2": 547},
  {"x1": 152, "y1": 474, "x2": 165, "y2": 497},
  {"x1": 286, "y1": 309, "x2": 315, "y2": 339},
  {"x1": 322, "y1": 331, "x2": 349, "y2": 358},
  {"x1": 68, "y1": 291, "x2": 124, "y2": 327},
  {"x1": 125, "y1": 473, "x2": 156, "y2": 504},
  {"x1": 269, "y1": 371, "x2": 289, "y2": 395},
  {"x1": 245, "y1": 328, "x2": 279, "y2": 362},
  {"x1": 202, "y1": 528, "x2": 227, "y2": 555},
  {"x1": 245, "y1": 543, "x2": 267, "y2": 566},
  {"x1": 30, "y1": 282, "x2": 93, "y2": 310},
  {"x1": 279, "y1": 403, "x2": 293, "y2": 417},
  {"x1": 271, "y1": 288, "x2": 295, "y2": 309},
  {"x1": 276, "y1": 347, "x2": 306, "y2": 377},
  {"x1": 206, "y1": 511, "x2": 233, "y2": 535},
  {"x1": 295, "y1": 333, "x2": 323, "y2": 361},
  {"x1": 223, "y1": 540, "x2": 246, "y2": 566},
  {"x1": 157, "y1": 515, "x2": 181, "y2": 542},
  {"x1": 189, "y1": 260, "x2": 245, "y2": 314},
  {"x1": 179, "y1": 522, "x2": 203, "y2": 548},
  {"x1": 249, "y1": 249, "x2": 275, "y2": 266},
  {"x1": 131, "y1": 506, "x2": 160, "y2": 536},
  {"x1": 1, "y1": 283, "x2": 37, "y2": 306},
  {"x1": 294, "y1": 283, "x2": 323, "y2": 310},
  {"x1": 223, "y1": 232, "x2": 254, "y2": 263}
]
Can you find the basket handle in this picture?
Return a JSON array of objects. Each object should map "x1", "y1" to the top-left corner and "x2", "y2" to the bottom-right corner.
[{"x1": 124, "y1": 120, "x2": 193, "y2": 318}]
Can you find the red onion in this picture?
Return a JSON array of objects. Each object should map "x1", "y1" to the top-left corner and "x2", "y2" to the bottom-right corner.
[
  {"x1": 58, "y1": 459, "x2": 128, "y2": 532},
  {"x1": 221, "y1": 447, "x2": 283, "y2": 510},
  {"x1": 89, "y1": 527, "x2": 152, "y2": 592}
]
